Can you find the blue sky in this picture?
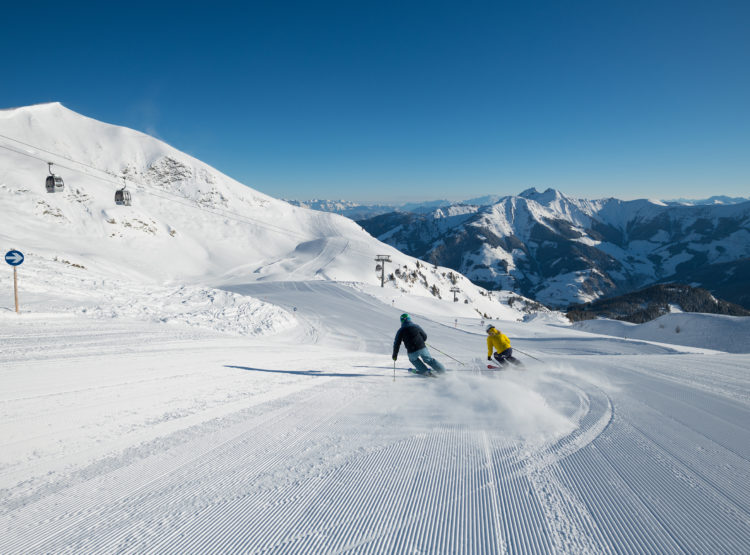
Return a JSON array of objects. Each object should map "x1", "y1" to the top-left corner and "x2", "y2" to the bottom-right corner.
[{"x1": 2, "y1": 1, "x2": 748, "y2": 202}]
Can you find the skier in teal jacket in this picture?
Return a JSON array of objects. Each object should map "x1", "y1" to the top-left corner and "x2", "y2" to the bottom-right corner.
[{"x1": 392, "y1": 313, "x2": 446, "y2": 375}]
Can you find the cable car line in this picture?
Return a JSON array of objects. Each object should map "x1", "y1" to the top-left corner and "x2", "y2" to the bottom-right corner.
[
  {"x1": 0, "y1": 132, "x2": 428, "y2": 271},
  {"x1": 1, "y1": 137, "x2": 440, "y2": 280},
  {"x1": 0, "y1": 132, "x2": 98, "y2": 173},
  {"x1": 0, "y1": 140, "x2": 311, "y2": 238},
  {"x1": 0, "y1": 140, "x2": 340, "y2": 245}
]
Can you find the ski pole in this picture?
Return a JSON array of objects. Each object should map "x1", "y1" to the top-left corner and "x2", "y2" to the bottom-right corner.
[
  {"x1": 426, "y1": 343, "x2": 465, "y2": 366},
  {"x1": 514, "y1": 348, "x2": 543, "y2": 362}
]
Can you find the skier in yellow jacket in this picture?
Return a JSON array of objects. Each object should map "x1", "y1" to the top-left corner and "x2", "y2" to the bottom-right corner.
[{"x1": 486, "y1": 325, "x2": 522, "y2": 366}]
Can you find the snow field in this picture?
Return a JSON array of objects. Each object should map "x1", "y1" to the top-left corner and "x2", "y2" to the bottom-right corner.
[
  {"x1": 3, "y1": 279, "x2": 750, "y2": 553},
  {"x1": 2, "y1": 375, "x2": 594, "y2": 553},
  {"x1": 573, "y1": 312, "x2": 750, "y2": 354}
]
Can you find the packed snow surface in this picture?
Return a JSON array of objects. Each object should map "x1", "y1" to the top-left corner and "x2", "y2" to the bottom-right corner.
[
  {"x1": 2, "y1": 278, "x2": 750, "y2": 553},
  {"x1": 573, "y1": 312, "x2": 750, "y2": 354},
  {"x1": 2, "y1": 103, "x2": 750, "y2": 553}
]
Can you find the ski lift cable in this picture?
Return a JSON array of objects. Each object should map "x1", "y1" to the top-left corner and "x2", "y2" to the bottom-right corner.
[
  {"x1": 0, "y1": 135, "x2": 381, "y2": 245},
  {"x1": 0, "y1": 138, "x2": 276, "y2": 228},
  {"x1": 0, "y1": 137, "x2": 298, "y2": 236},
  {"x1": 0, "y1": 140, "x2": 314, "y2": 241},
  {"x1": 0, "y1": 132, "x2": 108, "y2": 176},
  {"x1": 1, "y1": 132, "x2": 220, "y2": 212},
  {"x1": 0, "y1": 140, "x2": 436, "y2": 275},
  {"x1": 0, "y1": 139, "x2": 406, "y2": 267}
]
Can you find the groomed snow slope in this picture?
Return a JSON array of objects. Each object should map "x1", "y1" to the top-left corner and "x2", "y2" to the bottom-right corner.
[
  {"x1": 2, "y1": 281, "x2": 749, "y2": 554},
  {"x1": 572, "y1": 312, "x2": 750, "y2": 354}
]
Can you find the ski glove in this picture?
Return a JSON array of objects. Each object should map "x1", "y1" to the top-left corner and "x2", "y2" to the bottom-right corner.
[
  {"x1": 488, "y1": 356, "x2": 492, "y2": 361},
  {"x1": 392, "y1": 355, "x2": 397, "y2": 361}
]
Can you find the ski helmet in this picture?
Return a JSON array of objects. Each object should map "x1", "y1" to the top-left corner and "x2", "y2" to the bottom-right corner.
[
  {"x1": 486, "y1": 325, "x2": 496, "y2": 333},
  {"x1": 400, "y1": 313, "x2": 411, "y2": 323}
]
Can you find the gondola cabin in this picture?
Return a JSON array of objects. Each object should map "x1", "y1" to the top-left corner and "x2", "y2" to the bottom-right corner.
[
  {"x1": 45, "y1": 162, "x2": 64, "y2": 193},
  {"x1": 45, "y1": 174, "x2": 64, "y2": 193},
  {"x1": 115, "y1": 188, "x2": 132, "y2": 206}
]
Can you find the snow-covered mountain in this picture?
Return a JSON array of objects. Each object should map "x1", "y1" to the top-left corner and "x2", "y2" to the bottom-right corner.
[
  {"x1": 0, "y1": 102, "x2": 543, "y2": 325},
  {"x1": 284, "y1": 198, "x2": 454, "y2": 219},
  {"x1": 664, "y1": 195, "x2": 750, "y2": 206},
  {"x1": 283, "y1": 199, "x2": 398, "y2": 220},
  {"x1": 358, "y1": 187, "x2": 750, "y2": 308},
  {"x1": 287, "y1": 192, "x2": 750, "y2": 217}
]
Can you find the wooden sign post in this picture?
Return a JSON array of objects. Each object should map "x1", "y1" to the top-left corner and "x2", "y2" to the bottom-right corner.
[
  {"x1": 14, "y1": 266, "x2": 19, "y2": 313},
  {"x1": 5, "y1": 250, "x2": 24, "y2": 314}
]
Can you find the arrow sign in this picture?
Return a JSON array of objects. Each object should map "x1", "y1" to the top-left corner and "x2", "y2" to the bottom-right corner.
[{"x1": 5, "y1": 250, "x2": 24, "y2": 266}]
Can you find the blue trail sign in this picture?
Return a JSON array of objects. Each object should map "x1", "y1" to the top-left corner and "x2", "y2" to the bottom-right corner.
[{"x1": 5, "y1": 250, "x2": 24, "y2": 266}]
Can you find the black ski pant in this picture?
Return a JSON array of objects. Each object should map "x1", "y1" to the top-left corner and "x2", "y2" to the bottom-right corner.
[{"x1": 493, "y1": 348, "x2": 521, "y2": 365}]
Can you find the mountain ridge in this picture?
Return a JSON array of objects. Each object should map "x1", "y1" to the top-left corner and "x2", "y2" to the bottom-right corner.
[
  {"x1": 286, "y1": 188, "x2": 749, "y2": 219},
  {"x1": 355, "y1": 189, "x2": 750, "y2": 308}
]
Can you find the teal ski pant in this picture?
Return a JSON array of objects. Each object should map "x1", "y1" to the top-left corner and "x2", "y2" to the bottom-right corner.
[{"x1": 408, "y1": 347, "x2": 446, "y2": 374}]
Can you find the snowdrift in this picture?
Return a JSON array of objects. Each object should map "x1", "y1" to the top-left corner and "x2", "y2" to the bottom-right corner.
[{"x1": 572, "y1": 312, "x2": 750, "y2": 353}]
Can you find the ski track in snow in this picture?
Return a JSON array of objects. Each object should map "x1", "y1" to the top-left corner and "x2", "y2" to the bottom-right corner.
[{"x1": 1, "y1": 283, "x2": 750, "y2": 553}]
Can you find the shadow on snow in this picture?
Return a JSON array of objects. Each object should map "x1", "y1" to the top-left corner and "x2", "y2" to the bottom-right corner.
[{"x1": 225, "y1": 365, "x2": 368, "y2": 378}]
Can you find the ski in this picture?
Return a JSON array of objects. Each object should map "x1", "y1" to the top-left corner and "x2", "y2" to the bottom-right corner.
[
  {"x1": 487, "y1": 363, "x2": 524, "y2": 370},
  {"x1": 408, "y1": 369, "x2": 438, "y2": 377}
]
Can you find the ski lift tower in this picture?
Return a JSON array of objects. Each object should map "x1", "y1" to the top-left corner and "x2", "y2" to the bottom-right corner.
[
  {"x1": 375, "y1": 255, "x2": 391, "y2": 287},
  {"x1": 450, "y1": 286, "x2": 460, "y2": 302}
]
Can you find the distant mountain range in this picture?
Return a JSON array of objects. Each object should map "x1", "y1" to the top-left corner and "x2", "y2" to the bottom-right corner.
[
  {"x1": 282, "y1": 199, "x2": 392, "y2": 220},
  {"x1": 283, "y1": 198, "x2": 455, "y2": 219},
  {"x1": 664, "y1": 195, "x2": 750, "y2": 206},
  {"x1": 339, "y1": 188, "x2": 750, "y2": 309},
  {"x1": 287, "y1": 194, "x2": 750, "y2": 220}
]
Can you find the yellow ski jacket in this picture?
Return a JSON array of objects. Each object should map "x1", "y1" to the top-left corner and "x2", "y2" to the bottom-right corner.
[{"x1": 487, "y1": 330, "x2": 511, "y2": 357}]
